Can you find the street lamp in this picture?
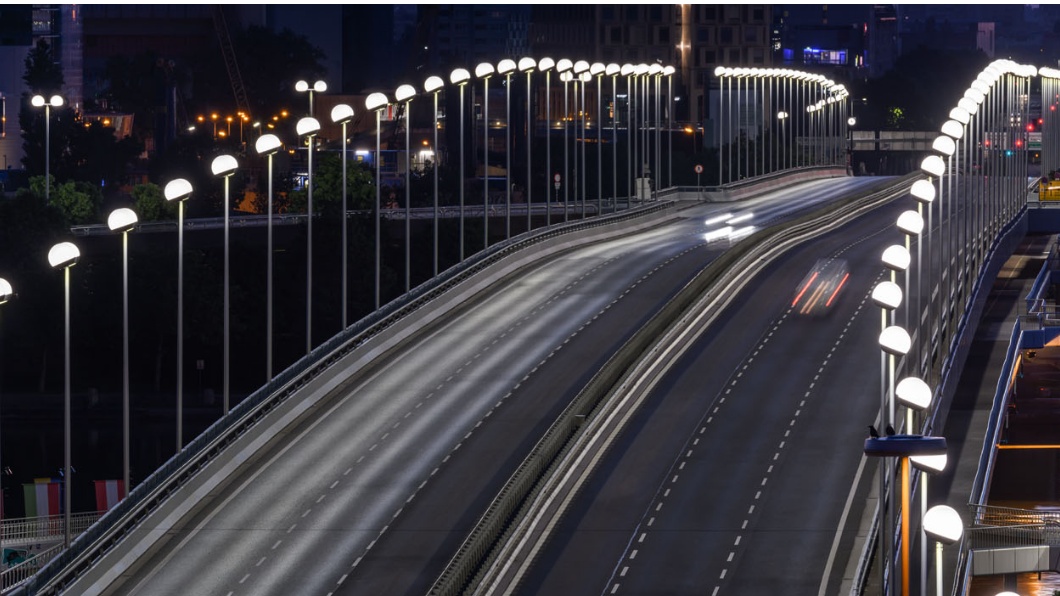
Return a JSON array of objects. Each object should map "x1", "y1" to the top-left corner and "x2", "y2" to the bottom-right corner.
[
  {"x1": 0, "y1": 277, "x2": 12, "y2": 541},
  {"x1": 923, "y1": 504, "x2": 962, "y2": 596},
  {"x1": 476, "y1": 62, "x2": 496, "y2": 250},
  {"x1": 910, "y1": 177, "x2": 936, "y2": 377},
  {"x1": 255, "y1": 134, "x2": 282, "y2": 381},
  {"x1": 649, "y1": 63, "x2": 663, "y2": 199},
  {"x1": 912, "y1": 451, "x2": 948, "y2": 596},
  {"x1": 450, "y1": 69, "x2": 471, "y2": 261},
  {"x1": 295, "y1": 79, "x2": 327, "y2": 117},
  {"x1": 297, "y1": 117, "x2": 320, "y2": 353},
  {"x1": 591, "y1": 62, "x2": 606, "y2": 215},
  {"x1": 395, "y1": 84, "x2": 416, "y2": 293},
  {"x1": 497, "y1": 59, "x2": 517, "y2": 239},
  {"x1": 574, "y1": 61, "x2": 590, "y2": 216},
  {"x1": 164, "y1": 178, "x2": 192, "y2": 449},
  {"x1": 211, "y1": 154, "x2": 238, "y2": 416},
  {"x1": 366, "y1": 92, "x2": 389, "y2": 308},
  {"x1": 48, "y1": 241, "x2": 79, "y2": 548},
  {"x1": 607, "y1": 63, "x2": 621, "y2": 213},
  {"x1": 664, "y1": 65, "x2": 675, "y2": 189},
  {"x1": 897, "y1": 209, "x2": 924, "y2": 344},
  {"x1": 864, "y1": 432, "x2": 947, "y2": 596},
  {"x1": 519, "y1": 57, "x2": 537, "y2": 233},
  {"x1": 557, "y1": 59, "x2": 574, "y2": 221},
  {"x1": 424, "y1": 76, "x2": 444, "y2": 277},
  {"x1": 31, "y1": 94, "x2": 63, "y2": 204},
  {"x1": 537, "y1": 58, "x2": 555, "y2": 226},
  {"x1": 108, "y1": 207, "x2": 138, "y2": 497},
  {"x1": 623, "y1": 64, "x2": 636, "y2": 202},
  {"x1": 330, "y1": 105, "x2": 355, "y2": 329}
]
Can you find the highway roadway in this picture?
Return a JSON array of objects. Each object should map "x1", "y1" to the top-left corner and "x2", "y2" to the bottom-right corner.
[
  {"x1": 518, "y1": 182, "x2": 915, "y2": 596},
  {"x1": 95, "y1": 176, "x2": 895, "y2": 596}
]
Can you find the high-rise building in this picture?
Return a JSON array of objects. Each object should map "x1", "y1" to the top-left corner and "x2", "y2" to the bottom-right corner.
[{"x1": 529, "y1": 5, "x2": 771, "y2": 129}]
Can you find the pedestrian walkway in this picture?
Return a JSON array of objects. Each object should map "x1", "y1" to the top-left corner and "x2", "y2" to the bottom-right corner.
[{"x1": 934, "y1": 231, "x2": 1057, "y2": 595}]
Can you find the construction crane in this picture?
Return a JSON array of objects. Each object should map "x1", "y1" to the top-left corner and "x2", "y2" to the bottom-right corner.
[{"x1": 212, "y1": 6, "x2": 250, "y2": 116}]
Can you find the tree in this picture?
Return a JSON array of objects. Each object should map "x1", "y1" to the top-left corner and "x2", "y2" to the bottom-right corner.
[
  {"x1": 17, "y1": 177, "x2": 103, "y2": 226},
  {"x1": 856, "y1": 46, "x2": 991, "y2": 131},
  {"x1": 288, "y1": 152, "x2": 376, "y2": 215},
  {"x1": 131, "y1": 182, "x2": 176, "y2": 222},
  {"x1": 20, "y1": 39, "x2": 76, "y2": 180}
]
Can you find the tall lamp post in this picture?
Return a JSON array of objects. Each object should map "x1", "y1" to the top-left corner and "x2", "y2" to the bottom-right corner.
[
  {"x1": 424, "y1": 76, "x2": 444, "y2": 277},
  {"x1": 664, "y1": 65, "x2": 675, "y2": 189},
  {"x1": 330, "y1": 105, "x2": 355, "y2": 328},
  {"x1": 556, "y1": 59, "x2": 574, "y2": 221},
  {"x1": 295, "y1": 79, "x2": 327, "y2": 117},
  {"x1": 591, "y1": 62, "x2": 606, "y2": 215},
  {"x1": 31, "y1": 94, "x2": 63, "y2": 204},
  {"x1": 497, "y1": 59, "x2": 516, "y2": 240},
  {"x1": 538, "y1": 58, "x2": 555, "y2": 226},
  {"x1": 163, "y1": 179, "x2": 192, "y2": 449},
  {"x1": 0, "y1": 277, "x2": 13, "y2": 539},
  {"x1": 255, "y1": 134, "x2": 282, "y2": 380},
  {"x1": 449, "y1": 69, "x2": 471, "y2": 261},
  {"x1": 107, "y1": 208, "x2": 138, "y2": 496},
  {"x1": 573, "y1": 61, "x2": 590, "y2": 216},
  {"x1": 48, "y1": 241, "x2": 79, "y2": 548},
  {"x1": 476, "y1": 62, "x2": 496, "y2": 250},
  {"x1": 297, "y1": 117, "x2": 321, "y2": 352},
  {"x1": 519, "y1": 57, "x2": 536, "y2": 234},
  {"x1": 607, "y1": 63, "x2": 621, "y2": 212},
  {"x1": 923, "y1": 505, "x2": 963, "y2": 596},
  {"x1": 210, "y1": 154, "x2": 238, "y2": 416},
  {"x1": 366, "y1": 92, "x2": 389, "y2": 308},
  {"x1": 864, "y1": 429, "x2": 947, "y2": 596},
  {"x1": 623, "y1": 64, "x2": 636, "y2": 203},
  {"x1": 395, "y1": 84, "x2": 416, "y2": 293},
  {"x1": 911, "y1": 450, "x2": 948, "y2": 596}
]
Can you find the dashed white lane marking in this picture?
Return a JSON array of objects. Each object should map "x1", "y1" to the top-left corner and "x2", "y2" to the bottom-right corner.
[{"x1": 609, "y1": 258, "x2": 882, "y2": 593}]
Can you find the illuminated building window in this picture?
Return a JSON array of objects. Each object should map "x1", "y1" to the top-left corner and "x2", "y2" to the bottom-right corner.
[{"x1": 803, "y1": 47, "x2": 847, "y2": 66}]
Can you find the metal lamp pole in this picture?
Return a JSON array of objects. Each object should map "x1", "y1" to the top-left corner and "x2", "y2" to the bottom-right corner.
[
  {"x1": 255, "y1": 135, "x2": 282, "y2": 380},
  {"x1": 31, "y1": 94, "x2": 63, "y2": 204},
  {"x1": 519, "y1": 57, "x2": 536, "y2": 234},
  {"x1": 330, "y1": 106, "x2": 355, "y2": 329},
  {"x1": 450, "y1": 70, "x2": 470, "y2": 262},
  {"x1": 296, "y1": 118, "x2": 320, "y2": 353},
  {"x1": 108, "y1": 208, "x2": 138, "y2": 495},
  {"x1": 424, "y1": 77, "x2": 444, "y2": 277},
  {"x1": 48, "y1": 242, "x2": 80, "y2": 548},
  {"x1": 210, "y1": 155, "x2": 239, "y2": 415},
  {"x1": 163, "y1": 179, "x2": 192, "y2": 449},
  {"x1": 476, "y1": 62, "x2": 496, "y2": 250},
  {"x1": 395, "y1": 85, "x2": 416, "y2": 293},
  {"x1": 366, "y1": 93, "x2": 389, "y2": 308},
  {"x1": 538, "y1": 58, "x2": 555, "y2": 226},
  {"x1": 497, "y1": 59, "x2": 516, "y2": 240}
]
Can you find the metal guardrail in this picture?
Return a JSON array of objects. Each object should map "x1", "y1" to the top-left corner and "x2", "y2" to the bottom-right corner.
[{"x1": 11, "y1": 200, "x2": 673, "y2": 596}]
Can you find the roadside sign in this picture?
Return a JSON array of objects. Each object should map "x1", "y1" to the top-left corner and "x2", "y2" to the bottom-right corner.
[
  {"x1": 554, "y1": 173, "x2": 561, "y2": 183},
  {"x1": 694, "y1": 164, "x2": 703, "y2": 174}
]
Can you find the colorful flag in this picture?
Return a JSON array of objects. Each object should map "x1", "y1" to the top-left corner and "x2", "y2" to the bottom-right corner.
[
  {"x1": 22, "y1": 479, "x2": 61, "y2": 517},
  {"x1": 93, "y1": 479, "x2": 125, "y2": 512}
]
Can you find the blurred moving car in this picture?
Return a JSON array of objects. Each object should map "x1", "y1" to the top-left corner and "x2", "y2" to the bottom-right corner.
[{"x1": 792, "y1": 258, "x2": 849, "y2": 316}]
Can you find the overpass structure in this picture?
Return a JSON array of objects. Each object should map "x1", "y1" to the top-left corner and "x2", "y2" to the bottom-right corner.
[{"x1": 3, "y1": 58, "x2": 1060, "y2": 596}]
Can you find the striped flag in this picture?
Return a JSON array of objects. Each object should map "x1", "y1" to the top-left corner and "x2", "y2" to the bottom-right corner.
[
  {"x1": 93, "y1": 479, "x2": 125, "y2": 512},
  {"x1": 22, "y1": 479, "x2": 62, "y2": 517}
]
